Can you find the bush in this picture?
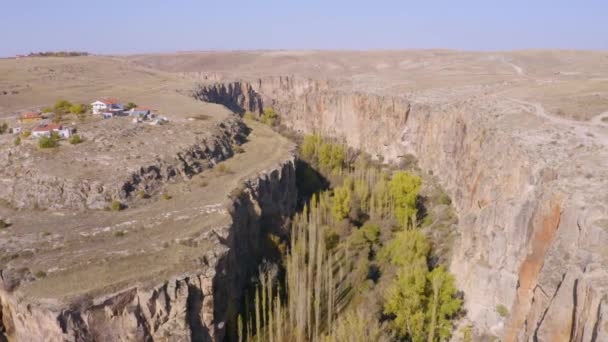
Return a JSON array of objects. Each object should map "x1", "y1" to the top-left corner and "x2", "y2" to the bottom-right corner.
[
  {"x1": 53, "y1": 99, "x2": 72, "y2": 113},
  {"x1": 217, "y1": 163, "x2": 231, "y2": 174},
  {"x1": 110, "y1": 200, "x2": 123, "y2": 211},
  {"x1": 125, "y1": 102, "x2": 137, "y2": 110},
  {"x1": 0, "y1": 122, "x2": 7, "y2": 134},
  {"x1": 69, "y1": 104, "x2": 86, "y2": 114},
  {"x1": 0, "y1": 219, "x2": 7, "y2": 229},
  {"x1": 69, "y1": 134, "x2": 82, "y2": 144},
  {"x1": 34, "y1": 270, "x2": 47, "y2": 278},
  {"x1": 243, "y1": 111, "x2": 257, "y2": 120},
  {"x1": 114, "y1": 231, "x2": 126, "y2": 237},
  {"x1": 14, "y1": 136, "x2": 21, "y2": 146},
  {"x1": 260, "y1": 108, "x2": 278, "y2": 126},
  {"x1": 22, "y1": 131, "x2": 31, "y2": 138},
  {"x1": 496, "y1": 304, "x2": 509, "y2": 317},
  {"x1": 41, "y1": 107, "x2": 53, "y2": 113},
  {"x1": 137, "y1": 190, "x2": 149, "y2": 199},
  {"x1": 38, "y1": 136, "x2": 58, "y2": 148},
  {"x1": 162, "y1": 193, "x2": 172, "y2": 200}
]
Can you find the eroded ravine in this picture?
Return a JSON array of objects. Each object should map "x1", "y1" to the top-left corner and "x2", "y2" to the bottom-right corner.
[{"x1": 193, "y1": 77, "x2": 608, "y2": 341}]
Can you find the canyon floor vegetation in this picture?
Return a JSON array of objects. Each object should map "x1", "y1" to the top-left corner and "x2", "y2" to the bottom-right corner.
[{"x1": 236, "y1": 134, "x2": 462, "y2": 342}]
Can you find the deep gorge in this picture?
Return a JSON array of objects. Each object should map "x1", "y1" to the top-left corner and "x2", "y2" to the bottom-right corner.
[{"x1": 193, "y1": 77, "x2": 608, "y2": 341}]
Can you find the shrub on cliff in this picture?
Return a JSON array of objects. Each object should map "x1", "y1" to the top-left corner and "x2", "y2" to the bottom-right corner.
[
  {"x1": 0, "y1": 122, "x2": 7, "y2": 134},
  {"x1": 14, "y1": 136, "x2": 21, "y2": 146},
  {"x1": 496, "y1": 304, "x2": 509, "y2": 317},
  {"x1": 260, "y1": 107, "x2": 278, "y2": 126}
]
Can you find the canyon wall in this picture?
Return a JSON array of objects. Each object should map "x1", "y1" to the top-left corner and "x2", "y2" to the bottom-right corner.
[
  {"x1": 194, "y1": 78, "x2": 608, "y2": 341},
  {"x1": 0, "y1": 155, "x2": 297, "y2": 342}
]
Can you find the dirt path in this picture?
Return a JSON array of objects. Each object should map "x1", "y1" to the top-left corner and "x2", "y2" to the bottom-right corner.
[{"x1": 508, "y1": 98, "x2": 608, "y2": 148}]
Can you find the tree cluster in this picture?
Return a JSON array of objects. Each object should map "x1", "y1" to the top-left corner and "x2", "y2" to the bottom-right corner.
[
  {"x1": 26, "y1": 51, "x2": 89, "y2": 57},
  {"x1": 238, "y1": 134, "x2": 462, "y2": 341}
]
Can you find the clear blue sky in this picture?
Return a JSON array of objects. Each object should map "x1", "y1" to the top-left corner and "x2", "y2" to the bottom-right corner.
[{"x1": 1, "y1": 0, "x2": 606, "y2": 56}]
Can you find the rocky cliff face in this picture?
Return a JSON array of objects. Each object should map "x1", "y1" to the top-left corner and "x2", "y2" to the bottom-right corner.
[
  {"x1": 193, "y1": 77, "x2": 608, "y2": 341},
  {"x1": 0, "y1": 156, "x2": 297, "y2": 342}
]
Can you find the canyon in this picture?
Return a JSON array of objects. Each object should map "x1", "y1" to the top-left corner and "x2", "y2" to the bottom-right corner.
[
  {"x1": 1, "y1": 50, "x2": 607, "y2": 341},
  {"x1": 181, "y1": 50, "x2": 608, "y2": 341}
]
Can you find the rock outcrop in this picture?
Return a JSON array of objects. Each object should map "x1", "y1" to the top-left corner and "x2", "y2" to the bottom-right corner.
[
  {"x1": 0, "y1": 152, "x2": 297, "y2": 342},
  {"x1": 193, "y1": 77, "x2": 608, "y2": 341}
]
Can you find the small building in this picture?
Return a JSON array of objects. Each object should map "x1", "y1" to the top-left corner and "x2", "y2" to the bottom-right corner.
[
  {"x1": 128, "y1": 107, "x2": 152, "y2": 119},
  {"x1": 149, "y1": 116, "x2": 168, "y2": 126},
  {"x1": 31, "y1": 124, "x2": 72, "y2": 138},
  {"x1": 91, "y1": 99, "x2": 124, "y2": 115},
  {"x1": 20, "y1": 112, "x2": 43, "y2": 123},
  {"x1": 12, "y1": 127, "x2": 22, "y2": 134}
]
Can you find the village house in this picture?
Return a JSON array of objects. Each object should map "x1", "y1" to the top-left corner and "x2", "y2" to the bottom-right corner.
[
  {"x1": 31, "y1": 123, "x2": 72, "y2": 138},
  {"x1": 128, "y1": 107, "x2": 152, "y2": 118},
  {"x1": 91, "y1": 99, "x2": 124, "y2": 115},
  {"x1": 20, "y1": 112, "x2": 43, "y2": 123}
]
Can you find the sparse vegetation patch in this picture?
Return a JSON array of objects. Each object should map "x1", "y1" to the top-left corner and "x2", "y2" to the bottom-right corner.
[
  {"x1": 110, "y1": 200, "x2": 124, "y2": 211},
  {"x1": 496, "y1": 304, "x2": 509, "y2": 317},
  {"x1": 69, "y1": 134, "x2": 82, "y2": 144}
]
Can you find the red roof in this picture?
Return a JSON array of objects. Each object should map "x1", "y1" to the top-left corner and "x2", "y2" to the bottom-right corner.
[
  {"x1": 101, "y1": 98, "x2": 120, "y2": 105},
  {"x1": 21, "y1": 112, "x2": 41, "y2": 119},
  {"x1": 32, "y1": 124, "x2": 62, "y2": 132}
]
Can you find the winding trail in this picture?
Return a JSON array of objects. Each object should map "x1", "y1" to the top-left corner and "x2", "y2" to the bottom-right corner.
[{"x1": 508, "y1": 98, "x2": 608, "y2": 148}]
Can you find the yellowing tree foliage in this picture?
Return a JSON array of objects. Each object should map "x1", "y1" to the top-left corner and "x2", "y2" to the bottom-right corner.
[
  {"x1": 389, "y1": 172, "x2": 422, "y2": 229},
  {"x1": 331, "y1": 186, "x2": 351, "y2": 221},
  {"x1": 381, "y1": 230, "x2": 462, "y2": 342}
]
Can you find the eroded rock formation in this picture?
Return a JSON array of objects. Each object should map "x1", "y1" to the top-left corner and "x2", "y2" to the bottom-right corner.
[
  {"x1": 193, "y1": 77, "x2": 608, "y2": 341},
  {"x1": 0, "y1": 152, "x2": 297, "y2": 342}
]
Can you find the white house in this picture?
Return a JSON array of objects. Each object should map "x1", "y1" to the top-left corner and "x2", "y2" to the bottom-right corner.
[
  {"x1": 31, "y1": 124, "x2": 72, "y2": 138},
  {"x1": 91, "y1": 99, "x2": 124, "y2": 115}
]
